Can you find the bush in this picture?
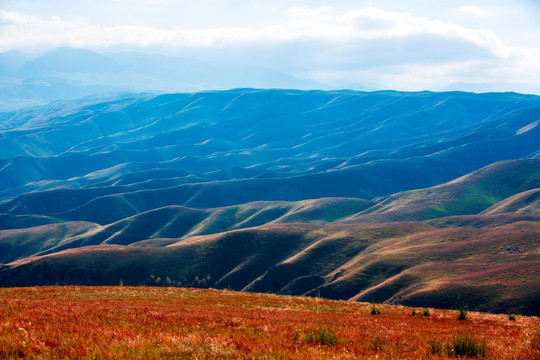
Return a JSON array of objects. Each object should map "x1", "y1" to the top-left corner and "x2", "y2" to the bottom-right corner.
[
  {"x1": 411, "y1": 309, "x2": 417, "y2": 316},
  {"x1": 448, "y1": 333, "x2": 486, "y2": 357},
  {"x1": 509, "y1": 313, "x2": 516, "y2": 321},
  {"x1": 457, "y1": 305, "x2": 467, "y2": 320},
  {"x1": 303, "y1": 327, "x2": 339, "y2": 345},
  {"x1": 423, "y1": 308, "x2": 430, "y2": 317},
  {"x1": 370, "y1": 304, "x2": 381, "y2": 315}
]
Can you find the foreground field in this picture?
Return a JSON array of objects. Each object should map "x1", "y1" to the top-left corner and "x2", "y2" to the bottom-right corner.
[{"x1": 0, "y1": 287, "x2": 538, "y2": 359}]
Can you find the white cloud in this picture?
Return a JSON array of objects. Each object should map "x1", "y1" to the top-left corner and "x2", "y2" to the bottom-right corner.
[
  {"x1": 0, "y1": 6, "x2": 538, "y2": 91},
  {"x1": 0, "y1": 7, "x2": 508, "y2": 54},
  {"x1": 457, "y1": 5, "x2": 493, "y2": 17}
]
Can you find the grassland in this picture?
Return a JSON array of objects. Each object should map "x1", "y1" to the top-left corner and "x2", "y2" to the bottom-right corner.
[{"x1": 0, "y1": 286, "x2": 538, "y2": 359}]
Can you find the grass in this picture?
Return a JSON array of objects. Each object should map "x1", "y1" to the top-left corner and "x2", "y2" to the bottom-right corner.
[
  {"x1": 369, "y1": 336, "x2": 385, "y2": 350},
  {"x1": 448, "y1": 333, "x2": 486, "y2": 357},
  {"x1": 370, "y1": 303, "x2": 381, "y2": 315},
  {"x1": 302, "y1": 327, "x2": 339, "y2": 345},
  {"x1": 428, "y1": 339, "x2": 444, "y2": 355},
  {"x1": 0, "y1": 286, "x2": 538, "y2": 359},
  {"x1": 429, "y1": 333, "x2": 487, "y2": 358},
  {"x1": 457, "y1": 305, "x2": 468, "y2": 320}
]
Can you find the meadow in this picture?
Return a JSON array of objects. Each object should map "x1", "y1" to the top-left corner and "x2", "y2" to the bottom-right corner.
[{"x1": 0, "y1": 286, "x2": 538, "y2": 359}]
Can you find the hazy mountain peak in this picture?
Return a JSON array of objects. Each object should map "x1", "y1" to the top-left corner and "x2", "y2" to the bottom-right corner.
[{"x1": 17, "y1": 47, "x2": 119, "y2": 77}]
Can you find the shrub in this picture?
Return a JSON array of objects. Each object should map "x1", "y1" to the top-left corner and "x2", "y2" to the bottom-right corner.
[
  {"x1": 457, "y1": 305, "x2": 467, "y2": 320},
  {"x1": 423, "y1": 308, "x2": 430, "y2": 317},
  {"x1": 448, "y1": 333, "x2": 486, "y2": 357},
  {"x1": 411, "y1": 309, "x2": 417, "y2": 316},
  {"x1": 370, "y1": 304, "x2": 381, "y2": 315},
  {"x1": 509, "y1": 313, "x2": 516, "y2": 321},
  {"x1": 303, "y1": 327, "x2": 339, "y2": 345}
]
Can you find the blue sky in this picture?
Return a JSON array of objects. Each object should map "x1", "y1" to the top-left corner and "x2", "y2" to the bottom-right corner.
[{"x1": 1, "y1": 0, "x2": 539, "y2": 91}]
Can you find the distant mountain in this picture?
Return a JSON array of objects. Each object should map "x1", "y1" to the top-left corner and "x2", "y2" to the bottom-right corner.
[
  {"x1": 0, "y1": 50, "x2": 28, "y2": 76},
  {"x1": 17, "y1": 48, "x2": 120, "y2": 77},
  {"x1": 0, "y1": 48, "x2": 328, "y2": 111}
]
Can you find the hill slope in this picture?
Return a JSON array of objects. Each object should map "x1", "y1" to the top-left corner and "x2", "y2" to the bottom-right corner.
[
  {"x1": 0, "y1": 197, "x2": 373, "y2": 263},
  {"x1": 340, "y1": 159, "x2": 540, "y2": 223},
  {"x1": 1, "y1": 89, "x2": 539, "y2": 315},
  {"x1": 1, "y1": 219, "x2": 538, "y2": 315},
  {"x1": 1, "y1": 90, "x2": 539, "y2": 226},
  {"x1": 481, "y1": 188, "x2": 540, "y2": 215}
]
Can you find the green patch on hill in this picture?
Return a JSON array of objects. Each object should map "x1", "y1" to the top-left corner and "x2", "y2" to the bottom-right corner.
[{"x1": 344, "y1": 159, "x2": 540, "y2": 222}]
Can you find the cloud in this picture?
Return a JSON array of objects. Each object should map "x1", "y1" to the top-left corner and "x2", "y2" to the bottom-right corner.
[
  {"x1": 0, "y1": 7, "x2": 538, "y2": 91},
  {"x1": 0, "y1": 7, "x2": 507, "y2": 54},
  {"x1": 457, "y1": 5, "x2": 493, "y2": 17}
]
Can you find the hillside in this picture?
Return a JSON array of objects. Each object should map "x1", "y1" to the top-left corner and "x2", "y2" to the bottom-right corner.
[
  {"x1": 0, "y1": 286, "x2": 538, "y2": 359},
  {"x1": 0, "y1": 198, "x2": 373, "y2": 263},
  {"x1": 1, "y1": 90, "x2": 539, "y2": 219},
  {"x1": 340, "y1": 159, "x2": 540, "y2": 223},
  {"x1": 1, "y1": 218, "x2": 539, "y2": 315},
  {"x1": 0, "y1": 89, "x2": 539, "y2": 315},
  {"x1": 481, "y1": 188, "x2": 540, "y2": 215}
]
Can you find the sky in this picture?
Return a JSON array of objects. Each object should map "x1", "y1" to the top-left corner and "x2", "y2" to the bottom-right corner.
[{"x1": 1, "y1": 0, "x2": 540, "y2": 91}]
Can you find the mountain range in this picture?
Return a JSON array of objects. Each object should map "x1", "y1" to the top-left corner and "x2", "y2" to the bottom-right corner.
[
  {"x1": 0, "y1": 89, "x2": 538, "y2": 315},
  {"x1": 0, "y1": 48, "x2": 327, "y2": 111},
  {"x1": 6, "y1": 47, "x2": 540, "y2": 113}
]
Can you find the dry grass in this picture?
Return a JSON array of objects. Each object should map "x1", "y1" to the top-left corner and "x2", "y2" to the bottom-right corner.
[{"x1": 0, "y1": 286, "x2": 538, "y2": 359}]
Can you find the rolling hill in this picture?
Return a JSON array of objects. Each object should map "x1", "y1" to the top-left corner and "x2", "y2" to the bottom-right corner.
[
  {"x1": 1, "y1": 89, "x2": 539, "y2": 224},
  {"x1": 0, "y1": 218, "x2": 538, "y2": 315},
  {"x1": 0, "y1": 89, "x2": 539, "y2": 315},
  {"x1": 0, "y1": 159, "x2": 538, "y2": 314},
  {"x1": 340, "y1": 159, "x2": 540, "y2": 223}
]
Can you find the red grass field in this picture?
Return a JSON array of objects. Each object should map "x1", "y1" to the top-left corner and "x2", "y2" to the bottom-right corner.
[{"x1": 0, "y1": 286, "x2": 538, "y2": 359}]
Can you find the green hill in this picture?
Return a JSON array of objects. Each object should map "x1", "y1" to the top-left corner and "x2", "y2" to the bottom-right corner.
[{"x1": 342, "y1": 159, "x2": 540, "y2": 223}]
